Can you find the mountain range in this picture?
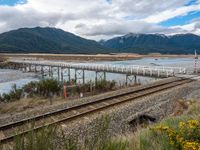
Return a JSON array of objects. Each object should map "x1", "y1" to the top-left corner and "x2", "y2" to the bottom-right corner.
[
  {"x1": 0, "y1": 27, "x2": 107, "y2": 54},
  {"x1": 100, "y1": 33, "x2": 200, "y2": 54},
  {"x1": 0, "y1": 27, "x2": 200, "y2": 54}
]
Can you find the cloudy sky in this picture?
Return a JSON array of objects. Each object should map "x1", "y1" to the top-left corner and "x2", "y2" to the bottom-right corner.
[{"x1": 0, "y1": 0, "x2": 200, "y2": 40}]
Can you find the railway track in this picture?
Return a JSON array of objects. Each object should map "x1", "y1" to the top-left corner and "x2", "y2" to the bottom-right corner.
[{"x1": 0, "y1": 77, "x2": 194, "y2": 144}]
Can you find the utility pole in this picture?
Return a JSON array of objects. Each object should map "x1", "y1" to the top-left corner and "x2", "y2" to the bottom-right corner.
[{"x1": 194, "y1": 50, "x2": 198, "y2": 74}]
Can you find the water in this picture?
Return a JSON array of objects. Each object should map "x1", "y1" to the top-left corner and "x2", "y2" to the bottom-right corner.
[
  {"x1": 0, "y1": 69, "x2": 39, "y2": 95},
  {"x1": 94, "y1": 57, "x2": 194, "y2": 68},
  {"x1": 0, "y1": 57, "x2": 196, "y2": 95}
]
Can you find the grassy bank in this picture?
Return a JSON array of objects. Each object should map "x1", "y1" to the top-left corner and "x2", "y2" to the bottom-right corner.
[
  {"x1": 1, "y1": 100, "x2": 199, "y2": 150},
  {"x1": 127, "y1": 100, "x2": 200, "y2": 150}
]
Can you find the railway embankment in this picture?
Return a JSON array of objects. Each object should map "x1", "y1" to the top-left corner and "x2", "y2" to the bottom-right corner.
[{"x1": 0, "y1": 77, "x2": 200, "y2": 143}]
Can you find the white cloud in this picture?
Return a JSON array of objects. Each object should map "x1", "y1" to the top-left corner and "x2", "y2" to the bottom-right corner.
[
  {"x1": 111, "y1": 0, "x2": 188, "y2": 18},
  {"x1": 144, "y1": 4, "x2": 200, "y2": 23},
  {"x1": 0, "y1": 0, "x2": 199, "y2": 40},
  {"x1": 75, "y1": 20, "x2": 185, "y2": 40},
  {"x1": 170, "y1": 17, "x2": 200, "y2": 35}
]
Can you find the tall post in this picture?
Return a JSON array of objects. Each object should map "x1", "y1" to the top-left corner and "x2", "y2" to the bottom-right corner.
[{"x1": 194, "y1": 50, "x2": 198, "y2": 74}]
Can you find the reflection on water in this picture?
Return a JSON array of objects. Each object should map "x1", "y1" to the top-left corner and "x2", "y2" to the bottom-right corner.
[
  {"x1": 0, "y1": 57, "x2": 196, "y2": 95},
  {"x1": 0, "y1": 69, "x2": 36, "y2": 83}
]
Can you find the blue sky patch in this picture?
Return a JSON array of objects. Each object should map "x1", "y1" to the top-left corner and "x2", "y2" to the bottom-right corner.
[
  {"x1": 106, "y1": 0, "x2": 112, "y2": 4},
  {"x1": 0, "y1": 0, "x2": 27, "y2": 6},
  {"x1": 160, "y1": 11, "x2": 200, "y2": 27},
  {"x1": 123, "y1": 16, "x2": 135, "y2": 20},
  {"x1": 185, "y1": 0, "x2": 198, "y2": 6}
]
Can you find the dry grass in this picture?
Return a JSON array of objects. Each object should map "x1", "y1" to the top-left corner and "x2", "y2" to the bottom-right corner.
[{"x1": 0, "y1": 97, "x2": 68, "y2": 115}]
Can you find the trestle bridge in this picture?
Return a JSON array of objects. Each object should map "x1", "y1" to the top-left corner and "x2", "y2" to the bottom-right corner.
[{"x1": 7, "y1": 60, "x2": 187, "y2": 85}]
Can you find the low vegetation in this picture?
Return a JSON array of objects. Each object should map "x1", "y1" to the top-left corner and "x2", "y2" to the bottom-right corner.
[
  {"x1": 1, "y1": 100, "x2": 199, "y2": 150},
  {"x1": 23, "y1": 78, "x2": 62, "y2": 98},
  {"x1": 0, "y1": 78, "x2": 116, "y2": 103},
  {"x1": 131, "y1": 101, "x2": 200, "y2": 150},
  {"x1": 151, "y1": 119, "x2": 200, "y2": 149},
  {"x1": 0, "y1": 84, "x2": 23, "y2": 102}
]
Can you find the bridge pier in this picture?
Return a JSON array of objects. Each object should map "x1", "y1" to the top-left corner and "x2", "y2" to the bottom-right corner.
[
  {"x1": 28, "y1": 64, "x2": 31, "y2": 72},
  {"x1": 126, "y1": 74, "x2": 137, "y2": 86},
  {"x1": 95, "y1": 71, "x2": 106, "y2": 85},
  {"x1": 57, "y1": 67, "x2": 60, "y2": 81},
  {"x1": 48, "y1": 66, "x2": 51, "y2": 77},
  {"x1": 41, "y1": 66, "x2": 44, "y2": 78},
  {"x1": 34, "y1": 65, "x2": 37, "y2": 73},
  {"x1": 50, "y1": 66, "x2": 54, "y2": 78},
  {"x1": 74, "y1": 69, "x2": 85, "y2": 84},
  {"x1": 61, "y1": 67, "x2": 70, "y2": 82},
  {"x1": 23, "y1": 64, "x2": 27, "y2": 73}
]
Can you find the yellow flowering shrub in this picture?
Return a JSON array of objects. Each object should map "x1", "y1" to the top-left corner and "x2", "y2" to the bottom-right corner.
[{"x1": 151, "y1": 119, "x2": 200, "y2": 150}]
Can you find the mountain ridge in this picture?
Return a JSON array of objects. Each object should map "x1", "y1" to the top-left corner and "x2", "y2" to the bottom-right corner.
[
  {"x1": 100, "y1": 33, "x2": 200, "y2": 54},
  {"x1": 0, "y1": 27, "x2": 108, "y2": 54}
]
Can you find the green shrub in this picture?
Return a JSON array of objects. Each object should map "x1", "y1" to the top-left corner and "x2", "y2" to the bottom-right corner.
[
  {"x1": 23, "y1": 81, "x2": 38, "y2": 97},
  {"x1": 39, "y1": 78, "x2": 61, "y2": 97},
  {"x1": 138, "y1": 102, "x2": 200, "y2": 150},
  {"x1": 95, "y1": 80, "x2": 116, "y2": 91},
  {"x1": 22, "y1": 79, "x2": 62, "y2": 98},
  {"x1": 0, "y1": 84, "x2": 23, "y2": 102}
]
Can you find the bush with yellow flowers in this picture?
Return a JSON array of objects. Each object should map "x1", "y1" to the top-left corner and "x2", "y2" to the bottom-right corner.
[{"x1": 151, "y1": 119, "x2": 200, "y2": 150}]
